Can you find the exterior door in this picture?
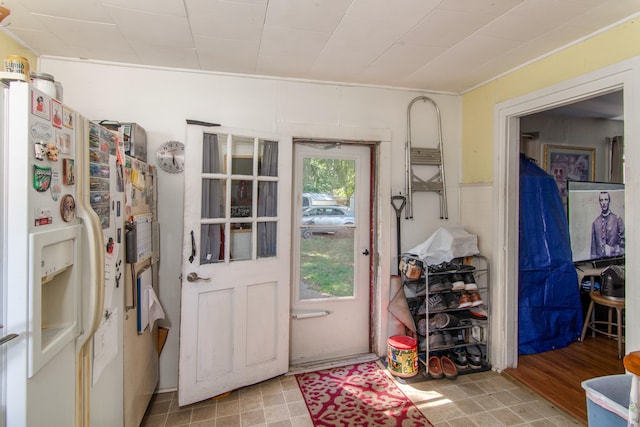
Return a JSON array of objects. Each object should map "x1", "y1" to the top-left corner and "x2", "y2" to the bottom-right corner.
[
  {"x1": 178, "y1": 125, "x2": 292, "y2": 406},
  {"x1": 290, "y1": 143, "x2": 372, "y2": 365}
]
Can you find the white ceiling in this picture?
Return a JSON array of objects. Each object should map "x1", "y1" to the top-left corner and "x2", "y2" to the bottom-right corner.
[{"x1": 2, "y1": 0, "x2": 640, "y2": 93}]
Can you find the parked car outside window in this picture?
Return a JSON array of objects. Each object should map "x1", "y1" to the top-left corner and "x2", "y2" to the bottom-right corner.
[{"x1": 301, "y1": 206, "x2": 355, "y2": 238}]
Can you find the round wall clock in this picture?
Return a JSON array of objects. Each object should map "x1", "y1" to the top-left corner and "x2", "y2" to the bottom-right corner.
[{"x1": 156, "y1": 140, "x2": 185, "y2": 173}]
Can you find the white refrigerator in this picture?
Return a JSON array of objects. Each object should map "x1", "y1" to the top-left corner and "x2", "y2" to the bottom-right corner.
[{"x1": 1, "y1": 80, "x2": 125, "y2": 426}]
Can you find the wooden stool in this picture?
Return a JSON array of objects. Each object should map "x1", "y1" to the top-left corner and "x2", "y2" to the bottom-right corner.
[{"x1": 580, "y1": 291, "x2": 625, "y2": 358}]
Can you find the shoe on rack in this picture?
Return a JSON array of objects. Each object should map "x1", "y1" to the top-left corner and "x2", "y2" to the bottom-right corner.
[
  {"x1": 469, "y1": 306, "x2": 488, "y2": 319},
  {"x1": 418, "y1": 300, "x2": 427, "y2": 316},
  {"x1": 428, "y1": 276, "x2": 449, "y2": 292},
  {"x1": 429, "y1": 332, "x2": 445, "y2": 349},
  {"x1": 428, "y1": 315, "x2": 438, "y2": 332},
  {"x1": 418, "y1": 336, "x2": 426, "y2": 352},
  {"x1": 440, "y1": 276, "x2": 454, "y2": 292},
  {"x1": 458, "y1": 292, "x2": 473, "y2": 308},
  {"x1": 427, "y1": 262, "x2": 445, "y2": 274},
  {"x1": 463, "y1": 272, "x2": 478, "y2": 290},
  {"x1": 443, "y1": 292, "x2": 460, "y2": 309},
  {"x1": 441, "y1": 356, "x2": 458, "y2": 379},
  {"x1": 417, "y1": 318, "x2": 427, "y2": 336},
  {"x1": 432, "y1": 313, "x2": 459, "y2": 329},
  {"x1": 467, "y1": 345, "x2": 484, "y2": 369},
  {"x1": 451, "y1": 273, "x2": 465, "y2": 290},
  {"x1": 442, "y1": 331, "x2": 456, "y2": 347},
  {"x1": 451, "y1": 347, "x2": 468, "y2": 369},
  {"x1": 458, "y1": 264, "x2": 476, "y2": 272},
  {"x1": 428, "y1": 355, "x2": 444, "y2": 379},
  {"x1": 469, "y1": 291, "x2": 484, "y2": 307},
  {"x1": 428, "y1": 294, "x2": 447, "y2": 312}
]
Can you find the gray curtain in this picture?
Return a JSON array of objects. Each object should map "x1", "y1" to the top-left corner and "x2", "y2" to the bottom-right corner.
[
  {"x1": 201, "y1": 133, "x2": 222, "y2": 264},
  {"x1": 609, "y1": 135, "x2": 624, "y2": 183},
  {"x1": 258, "y1": 141, "x2": 278, "y2": 257}
]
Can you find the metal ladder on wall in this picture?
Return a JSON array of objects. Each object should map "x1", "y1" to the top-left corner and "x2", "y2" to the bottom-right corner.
[
  {"x1": 405, "y1": 96, "x2": 449, "y2": 219},
  {"x1": 404, "y1": 95, "x2": 448, "y2": 220}
]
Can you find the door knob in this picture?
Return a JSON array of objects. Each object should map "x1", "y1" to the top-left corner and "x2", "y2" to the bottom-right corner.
[
  {"x1": 362, "y1": 249, "x2": 370, "y2": 256},
  {"x1": 187, "y1": 272, "x2": 211, "y2": 282}
]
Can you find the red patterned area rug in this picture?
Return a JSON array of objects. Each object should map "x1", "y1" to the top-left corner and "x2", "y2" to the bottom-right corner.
[{"x1": 295, "y1": 361, "x2": 433, "y2": 426}]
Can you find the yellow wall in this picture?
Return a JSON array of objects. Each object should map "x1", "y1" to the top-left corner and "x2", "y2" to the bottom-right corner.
[
  {"x1": 461, "y1": 17, "x2": 640, "y2": 183},
  {"x1": 0, "y1": 29, "x2": 37, "y2": 75}
]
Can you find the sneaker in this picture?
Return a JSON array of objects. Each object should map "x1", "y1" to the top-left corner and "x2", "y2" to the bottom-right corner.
[
  {"x1": 428, "y1": 355, "x2": 443, "y2": 379},
  {"x1": 443, "y1": 292, "x2": 460, "y2": 309},
  {"x1": 432, "y1": 313, "x2": 459, "y2": 329},
  {"x1": 458, "y1": 292, "x2": 473, "y2": 308},
  {"x1": 469, "y1": 291, "x2": 484, "y2": 307},
  {"x1": 458, "y1": 264, "x2": 476, "y2": 272},
  {"x1": 442, "y1": 331, "x2": 456, "y2": 347},
  {"x1": 428, "y1": 315, "x2": 438, "y2": 332},
  {"x1": 418, "y1": 300, "x2": 427, "y2": 316},
  {"x1": 463, "y1": 272, "x2": 478, "y2": 290},
  {"x1": 428, "y1": 276, "x2": 447, "y2": 292},
  {"x1": 428, "y1": 262, "x2": 453, "y2": 274},
  {"x1": 467, "y1": 345, "x2": 483, "y2": 369},
  {"x1": 429, "y1": 332, "x2": 445, "y2": 349},
  {"x1": 418, "y1": 336, "x2": 426, "y2": 352},
  {"x1": 451, "y1": 347, "x2": 468, "y2": 369},
  {"x1": 441, "y1": 356, "x2": 458, "y2": 379},
  {"x1": 440, "y1": 276, "x2": 453, "y2": 291},
  {"x1": 417, "y1": 318, "x2": 427, "y2": 336},
  {"x1": 428, "y1": 294, "x2": 447, "y2": 312},
  {"x1": 469, "y1": 306, "x2": 488, "y2": 319},
  {"x1": 451, "y1": 273, "x2": 465, "y2": 290}
]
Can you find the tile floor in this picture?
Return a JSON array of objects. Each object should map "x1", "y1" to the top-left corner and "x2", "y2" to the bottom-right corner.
[{"x1": 140, "y1": 366, "x2": 583, "y2": 427}]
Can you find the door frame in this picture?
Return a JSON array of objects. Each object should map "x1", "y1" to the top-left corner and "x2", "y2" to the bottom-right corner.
[
  {"x1": 282, "y1": 124, "x2": 393, "y2": 360},
  {"x1": 290, "y1": 139, "x2": 376, "y2": 364},
  {"x1": 493, "y1": 57, "x2": 640, "y2": 370}
]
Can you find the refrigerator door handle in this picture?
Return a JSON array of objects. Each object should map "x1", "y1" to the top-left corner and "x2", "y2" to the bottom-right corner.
[
  {"x1": 76, "y1": 200, "x2": 106, "y2": 345},
  {"x1": 75, "y1": 120, "x2": 106, "y2": 347}
]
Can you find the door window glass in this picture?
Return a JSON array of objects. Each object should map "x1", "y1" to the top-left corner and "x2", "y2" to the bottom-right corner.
[
  {"x1": 298, "y1": 157, "x2": 356, "y2": 299},
  {"x1": 199, "y1": 132, "x2": 279, "y2": 264}
]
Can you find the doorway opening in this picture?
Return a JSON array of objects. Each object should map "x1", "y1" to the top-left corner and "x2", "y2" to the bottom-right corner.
[
  {"x1": 505, "y1": 90, "x2": 626, "y2": 421},
  {"x1": 493, "y1": 61, "x2": 637, "y2": 371},
  {"x1": 290, "y1": 139, "x2": 378, "y2": 371},
  {"x1": 491, "y1": 61, "x2": 640, "y2": 423}
]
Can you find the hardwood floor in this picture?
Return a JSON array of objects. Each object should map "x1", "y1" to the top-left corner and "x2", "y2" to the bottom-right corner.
[{"x1": 504, "y1": 335, "x2": 625, "y2": 424}]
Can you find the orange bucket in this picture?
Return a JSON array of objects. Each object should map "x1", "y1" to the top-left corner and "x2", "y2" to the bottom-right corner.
[{"x1": 387, "y1": 335, "x2": 418, "y2": 378}]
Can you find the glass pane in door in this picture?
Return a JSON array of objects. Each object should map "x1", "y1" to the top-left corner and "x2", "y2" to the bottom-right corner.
[
  {"x1": 201, "y1": 179, "x2": 225, "y2": 218},
  {"x1": 202, "y1": 133, "x2": 227, "y2": 173},
  {"x1": 200, "y1": 132, "x2": 281, "y2": 264},
  {"x1": 230, "y1": 224, "x2": 252, "y2": 261},
  {"x1": 298, "y1": 157, "x2": 356, "y2": 299},
  {"x1": 300, "y1": 228, "x2": 354, "y2": 298},
  {"x1": 231, "y1": 179, "x2": 252, "y2": 218},
  {"x1": 257, "y1": 221, "x2": 277, "y2": 258}
]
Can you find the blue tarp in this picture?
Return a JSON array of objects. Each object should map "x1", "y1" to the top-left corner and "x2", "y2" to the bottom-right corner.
[{"x1": 519, "y1": 154, "x2": 583, "y2": 354}]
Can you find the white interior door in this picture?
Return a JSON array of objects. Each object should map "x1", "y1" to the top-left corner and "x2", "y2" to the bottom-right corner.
[
  {"x1": 290, "y1": 143, "x2": 372, "y2": 365},
  {"x1": 178, "y1": 126, "x2": 292, "y2": 406}
]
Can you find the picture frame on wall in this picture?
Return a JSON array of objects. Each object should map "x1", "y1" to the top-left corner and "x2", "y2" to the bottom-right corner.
[
  {"x1": 544, "y1": 144, "x2": 595, "y2": 199},
  {"x1": 567, "y1": 180, "x2": 625, "y2": 262}
]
